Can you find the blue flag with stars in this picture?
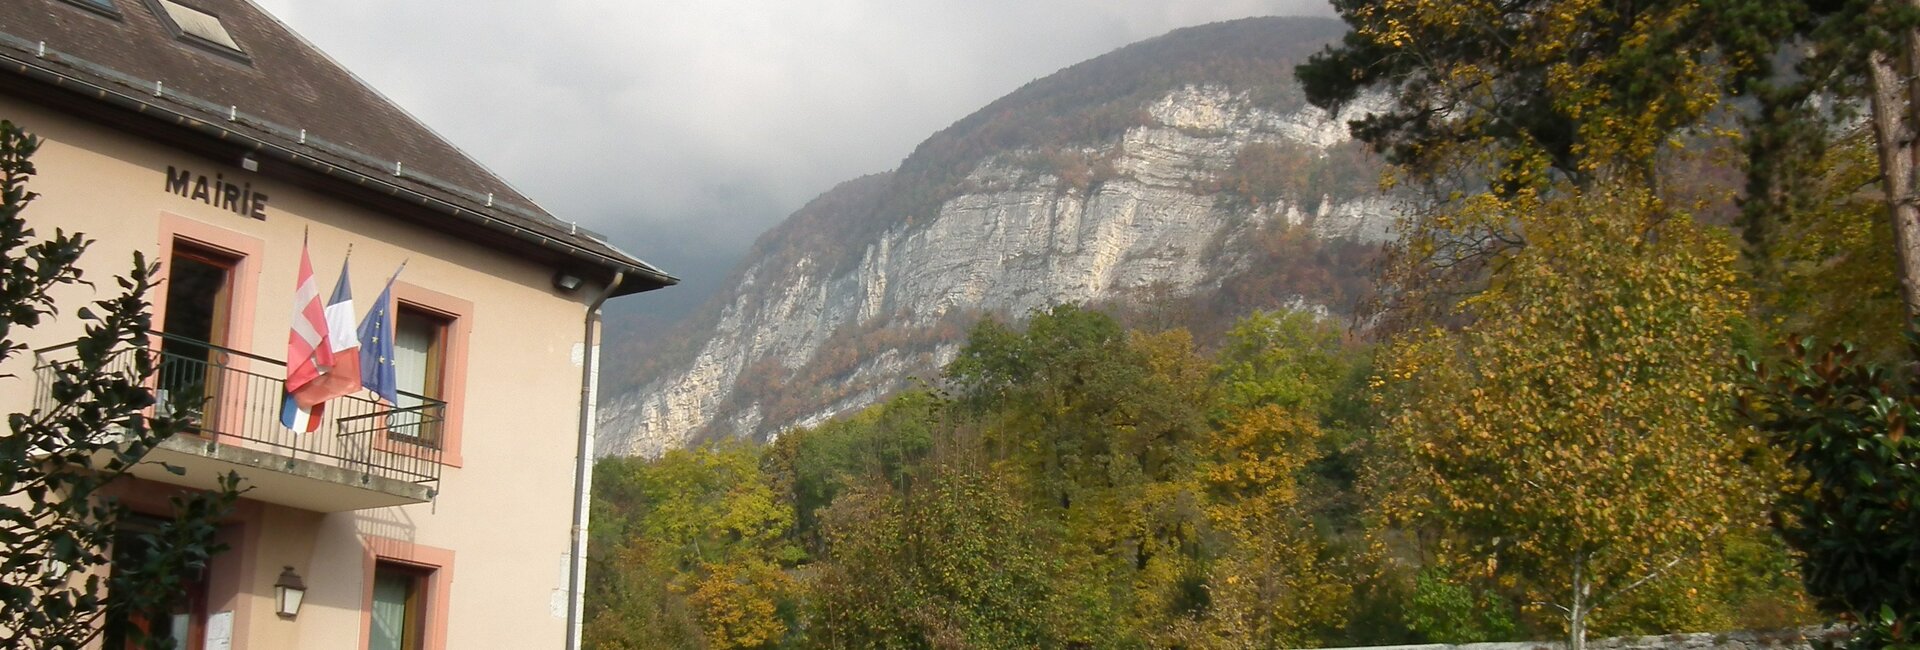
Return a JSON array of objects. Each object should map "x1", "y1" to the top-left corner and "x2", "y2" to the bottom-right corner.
[{"x1": 358, "y1": 267, "x2": 401, "y2": 404}]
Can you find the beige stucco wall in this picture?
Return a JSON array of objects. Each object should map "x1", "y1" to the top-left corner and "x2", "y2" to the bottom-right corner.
[{"x1": 0, "y1": 94, "x2": 616, "y2": 649}]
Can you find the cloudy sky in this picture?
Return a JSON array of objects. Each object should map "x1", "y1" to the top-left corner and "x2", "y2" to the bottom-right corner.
[{"x1": 252, "y1": 0, "x2": 1334, "y2": 328}]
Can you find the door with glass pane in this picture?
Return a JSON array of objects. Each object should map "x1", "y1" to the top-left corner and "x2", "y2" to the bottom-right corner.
[
  {"x1": 369, "y1": 562, "x2": 429, "y2": 650},
  {"x1": 159, "y1": 244, "x2": 237, "y2": 434}
]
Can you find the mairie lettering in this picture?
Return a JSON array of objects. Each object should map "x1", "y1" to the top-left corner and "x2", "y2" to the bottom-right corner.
[{"x1": 166, "y1": 165, "x2": 267, "y2": 220}]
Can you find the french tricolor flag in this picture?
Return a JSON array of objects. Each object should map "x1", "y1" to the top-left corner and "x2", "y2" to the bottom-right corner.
[
  {"x1": 280, "y1": 239, "x2": 333, "y2": 432},
  {"x1": 294, "y1": 258, "x2": 362, "y2": 407}
]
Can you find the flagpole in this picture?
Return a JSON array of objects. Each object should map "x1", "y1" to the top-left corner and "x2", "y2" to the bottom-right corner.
[{"x1": 373, "y1": 259, "x2": 407, "y2": 293}]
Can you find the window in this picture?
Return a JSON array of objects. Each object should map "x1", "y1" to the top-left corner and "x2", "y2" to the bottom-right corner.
[
  {"x1": 361, "y1": 539, "x2": 453, "y2": 650},
  {"x1": 389, "y1": 305, "x2": 450, "y2": 445},
  {"x1": 104, "y1": 516, "x2": 209, "y2": 649},
  {"x1": 59, "y1": 0, "x2": 121, "y2": 18},
  {"x1": 375, "y1": 283, "x2": 469, "y2": 467},
  {"x1": 145, "y1": 0, "x2": 247, "y2": 59},
  {"x1": 369, "y1": 562, "x2": 431, "y2": 650}
]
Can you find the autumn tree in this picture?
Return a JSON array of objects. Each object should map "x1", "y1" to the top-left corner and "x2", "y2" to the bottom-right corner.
[
  {"x1": 1177, "y1": 310, "x2": 1361, "y2": 646},
  {"x1": 581, "y1": 541, "x2": 704, "y2": 650},
  {"x1": 584, "y1": 443, "x2": 800, "y2": 650},
  {"x1": 1290, "y1": 0, "x2": 1917, "y2": 319},
  {"x1": 944, "y1": 307, "x2": 1221, "y2": 645},
  {"x1": 763, "y1": 389, "x2": 937, "y2": 555},
  {"x1": 1370, "y1": 184, "x2": 1762, "y2": 650},
  {"x1": 809, "y1": 459, "x2": 1067, "y2": 650},
  {"x1": 938, "y1": 307, "x2": 1369, "y2": 647},
  {"x1": 1739, "y1": 0, "x2": 1920, "y2": 314},
  {"x1": 1293, "y1": 0, "x2": 1899, "y2": 644},
  {"x1": 1748, "y1": 133, "x2": 1905, "y2": 357},
  {"x1": 1294, "y1": 0, "x2": 1803, "y2": 188},
  {"x1": 1214, "y1": 310, "x2": 1352, "y2": 415}
]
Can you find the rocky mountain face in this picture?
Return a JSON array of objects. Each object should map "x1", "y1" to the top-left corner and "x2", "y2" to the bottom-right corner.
[{"x1": 597, "y1": 17, "x2": 1398, "y2": 457}]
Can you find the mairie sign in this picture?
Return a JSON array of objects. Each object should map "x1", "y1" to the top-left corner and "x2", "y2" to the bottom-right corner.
[{"x1": 166, "y1": 165, "x2": 268, "y2": 220}]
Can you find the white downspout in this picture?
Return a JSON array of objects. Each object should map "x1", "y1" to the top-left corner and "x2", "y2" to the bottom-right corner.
[{"x1": 566, "y1": 271, "x2": 621, "y2": 650}]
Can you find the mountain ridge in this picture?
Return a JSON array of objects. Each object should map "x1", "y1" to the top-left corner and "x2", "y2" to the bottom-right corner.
[{"x1": 599, "y1": 16, "x2": 1395, "y2": 456}]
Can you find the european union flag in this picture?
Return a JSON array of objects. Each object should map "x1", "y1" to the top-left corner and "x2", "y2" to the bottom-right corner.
[{"x1": 358, "y1": 268, "x2": 401, "y2": 405}]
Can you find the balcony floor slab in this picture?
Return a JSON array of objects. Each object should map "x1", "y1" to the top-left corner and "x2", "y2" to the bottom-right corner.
[{"x1": 128, "y1": 435, "x2": 435, "y2": 512}]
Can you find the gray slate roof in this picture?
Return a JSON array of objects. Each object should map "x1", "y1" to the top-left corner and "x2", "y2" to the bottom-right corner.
[{"x1": 0, "y1": 0, "x2": 675, "y2": 293}]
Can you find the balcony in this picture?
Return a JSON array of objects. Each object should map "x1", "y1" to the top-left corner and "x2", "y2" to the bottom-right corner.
[{"x1": 32, "y1": 332, "x2": 447, "y2": 512}]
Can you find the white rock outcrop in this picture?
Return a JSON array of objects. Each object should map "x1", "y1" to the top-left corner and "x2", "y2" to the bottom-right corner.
[{"x1": 597, "y1": 86, "x2": 1396, "y2": 457}]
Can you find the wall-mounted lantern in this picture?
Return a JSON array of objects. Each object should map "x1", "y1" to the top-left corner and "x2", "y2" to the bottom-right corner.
[{"x1": 274, "y1": 566, "x2": 307, "y2": 619}]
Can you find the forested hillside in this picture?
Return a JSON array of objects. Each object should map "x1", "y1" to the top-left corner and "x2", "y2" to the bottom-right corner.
[{"x1": 584, "y1": 307, "x2": 1816, "y2": 649}]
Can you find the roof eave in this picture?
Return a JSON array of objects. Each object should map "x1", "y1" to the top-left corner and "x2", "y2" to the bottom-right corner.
[{"x1": 0, "y1": 48, "x2": 679, "y2": 294}]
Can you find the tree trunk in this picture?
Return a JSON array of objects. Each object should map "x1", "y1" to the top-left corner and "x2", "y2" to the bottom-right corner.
[
  {"x1": 1569, "y1": 558, "x2": 1588, "y2": 650},
  {"x1": 1868, "y1": 14, "x2": 1920, "y2": 315}
]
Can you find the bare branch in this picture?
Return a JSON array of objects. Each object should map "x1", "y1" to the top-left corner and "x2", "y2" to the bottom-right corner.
[{"x1": 1594, "y1": 555, "x2": 1687, "y2": 608}]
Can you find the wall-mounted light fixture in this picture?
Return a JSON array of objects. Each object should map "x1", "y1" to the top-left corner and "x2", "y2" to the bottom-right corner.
[
  {"x1": 553, "y1": 271, "x2": 583, "y2": 293},
  {"x1": 274, "y1": 566, "x2": 307, "y2": 619},
  {"x1": 240, "y1": 154, "x2": 259, "y2": 172}
]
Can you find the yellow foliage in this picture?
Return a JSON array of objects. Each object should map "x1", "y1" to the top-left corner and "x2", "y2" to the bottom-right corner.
[
  {"x1": 1755, "y1": 133, "x2": 1904, "y2": 357},
  {"x1": 1205, "y1": 405, "x2": 1319, "y2": 513},
  {"x1": 1371, "y1": 181, "x2": 1766, "y2": 633},
  {"x1": 688, "y1": 561, "x2": 795, "y2": 650},
  {"x1": 1346, "y1": 0, "x2": 1731, "y2": 183}
]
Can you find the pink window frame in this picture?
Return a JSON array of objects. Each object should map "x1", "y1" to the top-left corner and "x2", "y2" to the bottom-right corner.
[
  {"x1": 153, "y1": 212, "x2": 263, "y2": 448},
  {"x1": 358, "y1": 536, "x2": 456, "y2": 650},
  {"x1": 368, "y1": 281, "x2": 471, "y2": 468}
]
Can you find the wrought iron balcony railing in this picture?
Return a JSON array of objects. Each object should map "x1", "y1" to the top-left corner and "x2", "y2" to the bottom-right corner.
[{"x1": 32, "y1": 331, "x2": 446, "y2": 487}]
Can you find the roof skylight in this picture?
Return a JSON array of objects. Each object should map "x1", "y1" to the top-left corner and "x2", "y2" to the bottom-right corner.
[
  {"x1": 155, "y1": 0, "x2": 243, "y2": 54},
  {"x1": 59, "y1": 0, "x2": 120, "y2": 17}
]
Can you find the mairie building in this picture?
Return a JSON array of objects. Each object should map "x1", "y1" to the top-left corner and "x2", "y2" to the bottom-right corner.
[{"x1": 0, "y1": 0, "x2": 675, "y2": 647}]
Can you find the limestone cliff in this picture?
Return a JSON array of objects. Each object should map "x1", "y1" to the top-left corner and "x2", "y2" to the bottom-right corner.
[{"x1": 597, "y1": 17, "x2": 1397, "y2": 456}]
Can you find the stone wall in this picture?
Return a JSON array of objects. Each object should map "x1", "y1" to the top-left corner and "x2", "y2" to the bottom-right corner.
[{"x1": 1318, "y1": 628, "x2": 1845, "y2": 650}]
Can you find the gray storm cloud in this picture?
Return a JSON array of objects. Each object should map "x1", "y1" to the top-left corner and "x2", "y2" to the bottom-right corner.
[{"x1": 251, "y1": 0, "x2": 1336, "y2": 324}]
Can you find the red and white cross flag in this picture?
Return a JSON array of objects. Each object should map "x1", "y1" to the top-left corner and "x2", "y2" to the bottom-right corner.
[{"x1": 280, "y1": 235, "x2": 333, "y2": 431}]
